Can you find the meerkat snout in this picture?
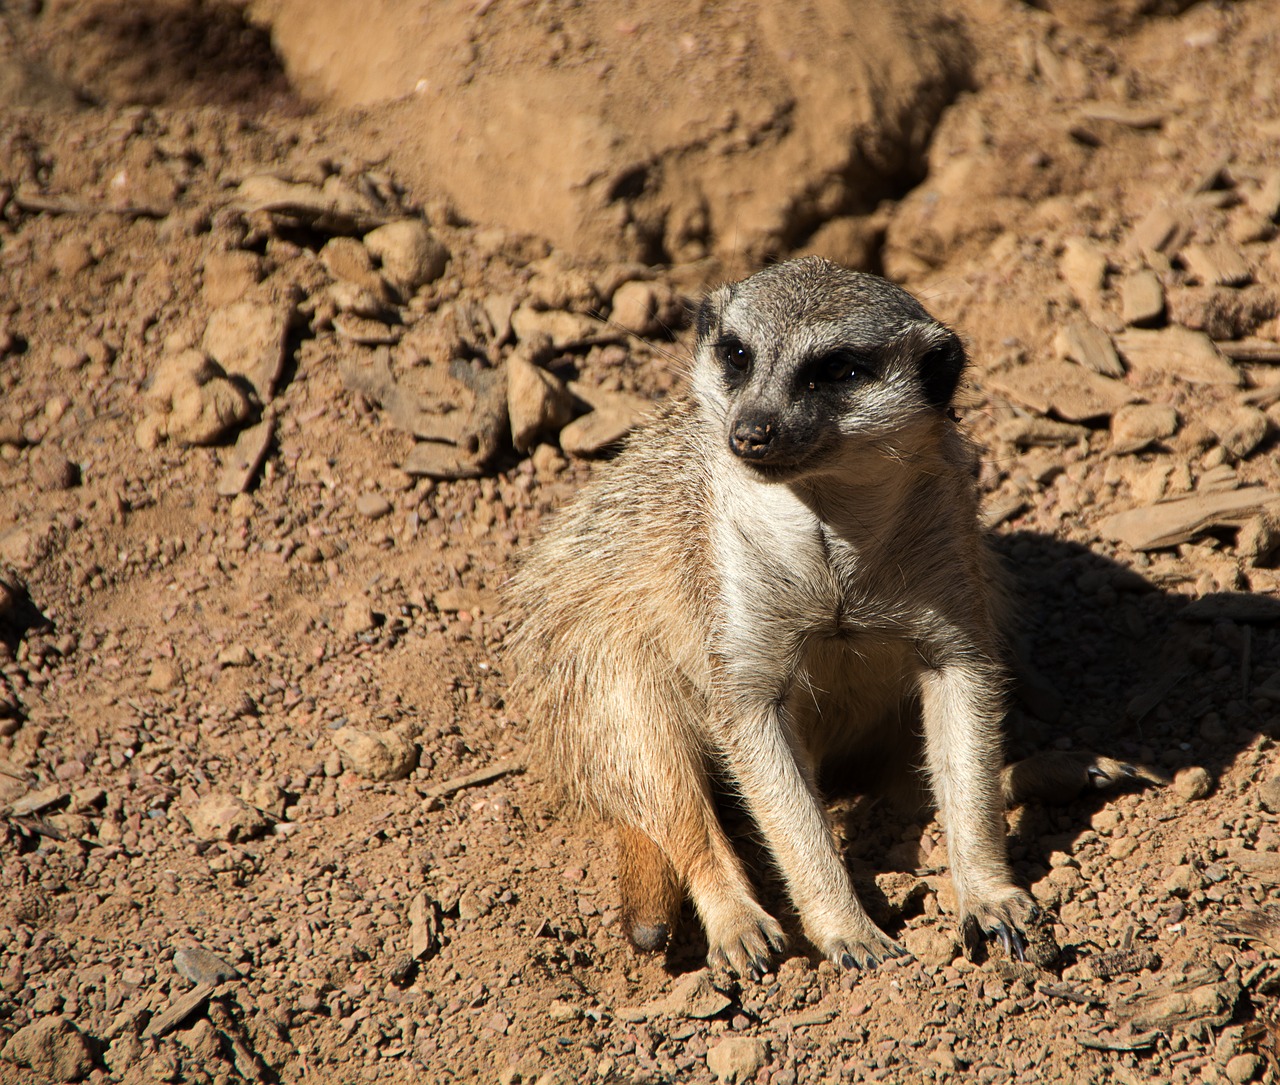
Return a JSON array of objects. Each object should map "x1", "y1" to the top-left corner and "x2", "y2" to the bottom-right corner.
[{"x1": 728, "y1": 415, "x2": 777, "y2": 460}]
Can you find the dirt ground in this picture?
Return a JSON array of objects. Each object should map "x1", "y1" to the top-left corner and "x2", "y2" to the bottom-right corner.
[{"x1": 4, "y1": 0, "x2": 1280, "y2": 1082}]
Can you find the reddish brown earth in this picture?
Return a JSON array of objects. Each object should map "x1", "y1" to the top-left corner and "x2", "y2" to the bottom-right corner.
[{"x1": 3, "y1": 1, "x2": 1280, "y2": 1083}]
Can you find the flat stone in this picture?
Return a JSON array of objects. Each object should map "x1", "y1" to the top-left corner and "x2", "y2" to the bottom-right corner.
[
  {"x1": 1098, "y1": 487, "x2": 1280, "y2": 550},
  {"x1": 1130, "y1": 205, "x2": 1187, "y2": 256},
  {"x1": 215, "y1": 414, "x2": 275, "y2": 497},
  {"x1": 1181, "y1": 242, "x2": 1252, "y2": 287},
  {"x1": 995, "y1": 416, "x2": 1089, "y2": 448},
  {"x1": 173, "y1": 947, "x2": 240, "y2": 986},
  {"x1": 1114, "y1": 327, "x2": 1241, "y2": 386},
  {"x1": 341, "y1": 598, "x2": 377, "y2": 635},
  {"x1": 1110, "y1": 403, "x2": 1178, "y2": 454},
  {"x1": 1120, "y1": 270, "x2": 1165, "y2": 327},
  {"x1": 987, "y1": 358, "x2": 1138, "y2": 421},
  {"x1": 1059, "y1": 238, "x2": 1108, "y2": 310},
  {"x1": 1054, "y1": 316, "x2": 1124, "y2": 376},
  {"x1": 146, "y1": 660, "x2": 184, "y2": 693},
  {"x1": 651, "y1": 969, "x2": 732, "y2": 1020},
  {"x1": 142, "y1": 983, "x2": 217, "y2": 1041}
]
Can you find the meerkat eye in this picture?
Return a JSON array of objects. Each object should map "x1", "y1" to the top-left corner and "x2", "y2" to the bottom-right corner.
[
  {"x1": 804, "y1": 350, "x2": 872, "y2": 390},
  {"x1": 715, "y1": 336, "x2": 752, "y2": 373}
]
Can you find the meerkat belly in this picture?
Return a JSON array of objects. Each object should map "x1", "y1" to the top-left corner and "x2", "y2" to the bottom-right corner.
[{"x1": 791, "y1": 633, "x2": 917, "y2": 762}]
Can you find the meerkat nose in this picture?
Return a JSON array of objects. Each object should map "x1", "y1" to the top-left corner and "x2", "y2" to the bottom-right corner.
[{"x1": 730, "y1": 415, "x2": 777, "y2": 460}]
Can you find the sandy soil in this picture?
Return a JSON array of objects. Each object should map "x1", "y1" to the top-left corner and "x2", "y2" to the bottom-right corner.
[{"x1": 3, "y1": 1, "x2": 1280, "y2": 1083}]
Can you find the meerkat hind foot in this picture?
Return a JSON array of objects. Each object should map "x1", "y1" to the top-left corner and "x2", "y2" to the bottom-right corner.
[
  {"x1": 1002, "y1": 750, "x2": 1166, "y2": 806},
  {"x1": 959, "y1": 888, "x2": 1039, "y2": 963}
]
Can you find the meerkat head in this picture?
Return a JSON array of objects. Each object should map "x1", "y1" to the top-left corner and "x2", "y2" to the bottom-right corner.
[{"x1": 689, "y1": 256, "x2": 967, "y2": 481}]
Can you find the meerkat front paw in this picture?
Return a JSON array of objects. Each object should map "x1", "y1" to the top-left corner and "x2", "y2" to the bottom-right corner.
[
  {"x1": 704, "y1": 904, "x2": 787, "y2": 978},
  {"x1": 959, "y1": 887, "x2": 1038, "y2": 962},
  {"x1": 815, "y1": 918, "x2": 907, "y2": 972}
]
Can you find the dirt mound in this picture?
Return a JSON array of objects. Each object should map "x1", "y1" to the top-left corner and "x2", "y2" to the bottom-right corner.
[{"x1": 262, "y1": 0, "x2": 970, "y2": 266}]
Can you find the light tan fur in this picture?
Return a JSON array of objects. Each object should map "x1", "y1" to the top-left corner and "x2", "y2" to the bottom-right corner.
[{"x1": 507, "y1": 258, "x2": 1036, "y2": 974}]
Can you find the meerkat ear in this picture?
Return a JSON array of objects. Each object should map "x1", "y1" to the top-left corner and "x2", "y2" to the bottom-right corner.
[{"x1": 918, "y1": 331, "x2": 967, "y2": 409}]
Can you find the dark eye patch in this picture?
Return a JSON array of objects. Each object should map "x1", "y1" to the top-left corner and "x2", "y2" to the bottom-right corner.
[{"x1": 800, "y1": 349, "x2": 875, "y2": 390}]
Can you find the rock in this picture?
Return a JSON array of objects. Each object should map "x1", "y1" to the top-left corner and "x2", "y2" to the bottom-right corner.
[
  {"x1": 30, "y1": 447, "x2": 79, "y2": 491},
  {"x1": 1120, "y1": 270, "x2": 1165, "y2": 327},
  {"x1": 216, "y1": 644, "x2": 253, "y2": 668},
  {"x1": 341, "y1": 598, "x2": 377, "y2": 635},
  {"x1": 363, "y1": 220, "x2": 449, "y2": 291},
  {"x1": 173, "y1": 947, "x2": 240, "y2": 986},
  {"x1": 1059, "y1": 238, "x2": 1108, "y2": 310},
  {"x1": 1054, "y1": 316, "x2": 1124, "y2": 377},
  {"x1": 141, "y1": 983, "x2": 217, "y2": 1041},
  {"x1": 320, "y1": 236, "x2": 385, "y2": 293},
  {"x1": 1205, "y1": 405, "x2": 1269, "y2": 459},
  {"x1": 1173, "y1": 766, "x2": 1213, "y2": 801},
  {"x1": 355, "y1": 493, "x2": 392, "y2": 519},
  {"x1": 559, "y1": 408, "x2": 641, "y2": 456},
  {"x1": 215, "y1": 414, "x2": 275, "y2": 497},
  {"x1": 1258, "y1": 777, "x2": 1280, "y2": 815},
  {"x1": 1, "y1": 1016, "x2": 94, "y2": 1082},
  {"x1": 457, "y1": 890, "x2": 492, "y2": 920},
  {"x1": 510, "y1": 307, "x2": 615, "y2": 350},
  {"x1": 234, "y1": 174, "x2": 391, "y2": 232},
  {"x1": 987, "y1": 358, "x2": 1138, "y2": 421},
  {"x1": 707, "y1": 1037, "x2": 768, "y2": 1084},
  {"x1": 903, "y1": 926, "x2": 959, "y2": 967},
  {"x1": 202, "y1": 302, "x2": 292, "y2": 401},
  {"x1": 609, "y1": 280, "x2": 683, "y2": 337},
  {"x1": 334, "y1": 314, "x2": 401, "y2": 345},
  {"x1": 145, "y1": 349, "x2": 252, "y2": 446},
  {"x1": 202, "y1": 251, "x2": 263, "y2": 307},
  {"x1": 652, "y1": 969, "x2": 732, "y2": 1020},
  {"x1": 507, "y1": 352, "x2": 576, "y2": 452},
  {"x1": 1130, "y1": 204, "x2": 1189, "y2": 257},
  {"x1": 994, "y1": 416, "x2": 1088, "y2": 448},
  {"x1": 1181, "y1": 242, "x2": 1252, "y2": 287},
  {"x1": 1238, "y1": 512, "x2": 1280, "y2": 565},
  {"x1": 1168, "y1": 286, "x2": 1278, "y2": 340},
  {"x1": 1110, "y1": 404, "x2": 1178, "y2": 454},
  {"x1": 187, "y1": 792, "x2": 269, "y2": 842},
  {"x1": 1226, "y1": 1054, "x2": 1264, "y2": 1083},
  {"x1": 332, "y1": 726, "x2": 418, "y2": 781},
  {"x1": 1123, "y1": 977, "x2": 1238, "y2": 1031},
  {"x1": 1114, "y1": 327, "x2": 1241, "y2": 386},
  {"x1": 1097, "y1": 487, "x2": 1280, "y2": 550},
  {"x1": 146, "y1": 660, "x2": 184, "y2": 693}
]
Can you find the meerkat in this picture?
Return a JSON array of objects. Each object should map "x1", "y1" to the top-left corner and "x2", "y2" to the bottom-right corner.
[{"x1": 507, "y1": 257, "x2": 1121, "y2": 976}]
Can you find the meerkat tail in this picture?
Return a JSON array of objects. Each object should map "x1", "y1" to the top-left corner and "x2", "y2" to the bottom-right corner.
[{"x1": 617, "y1": 823, "x2": 682, "y2": 953}]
